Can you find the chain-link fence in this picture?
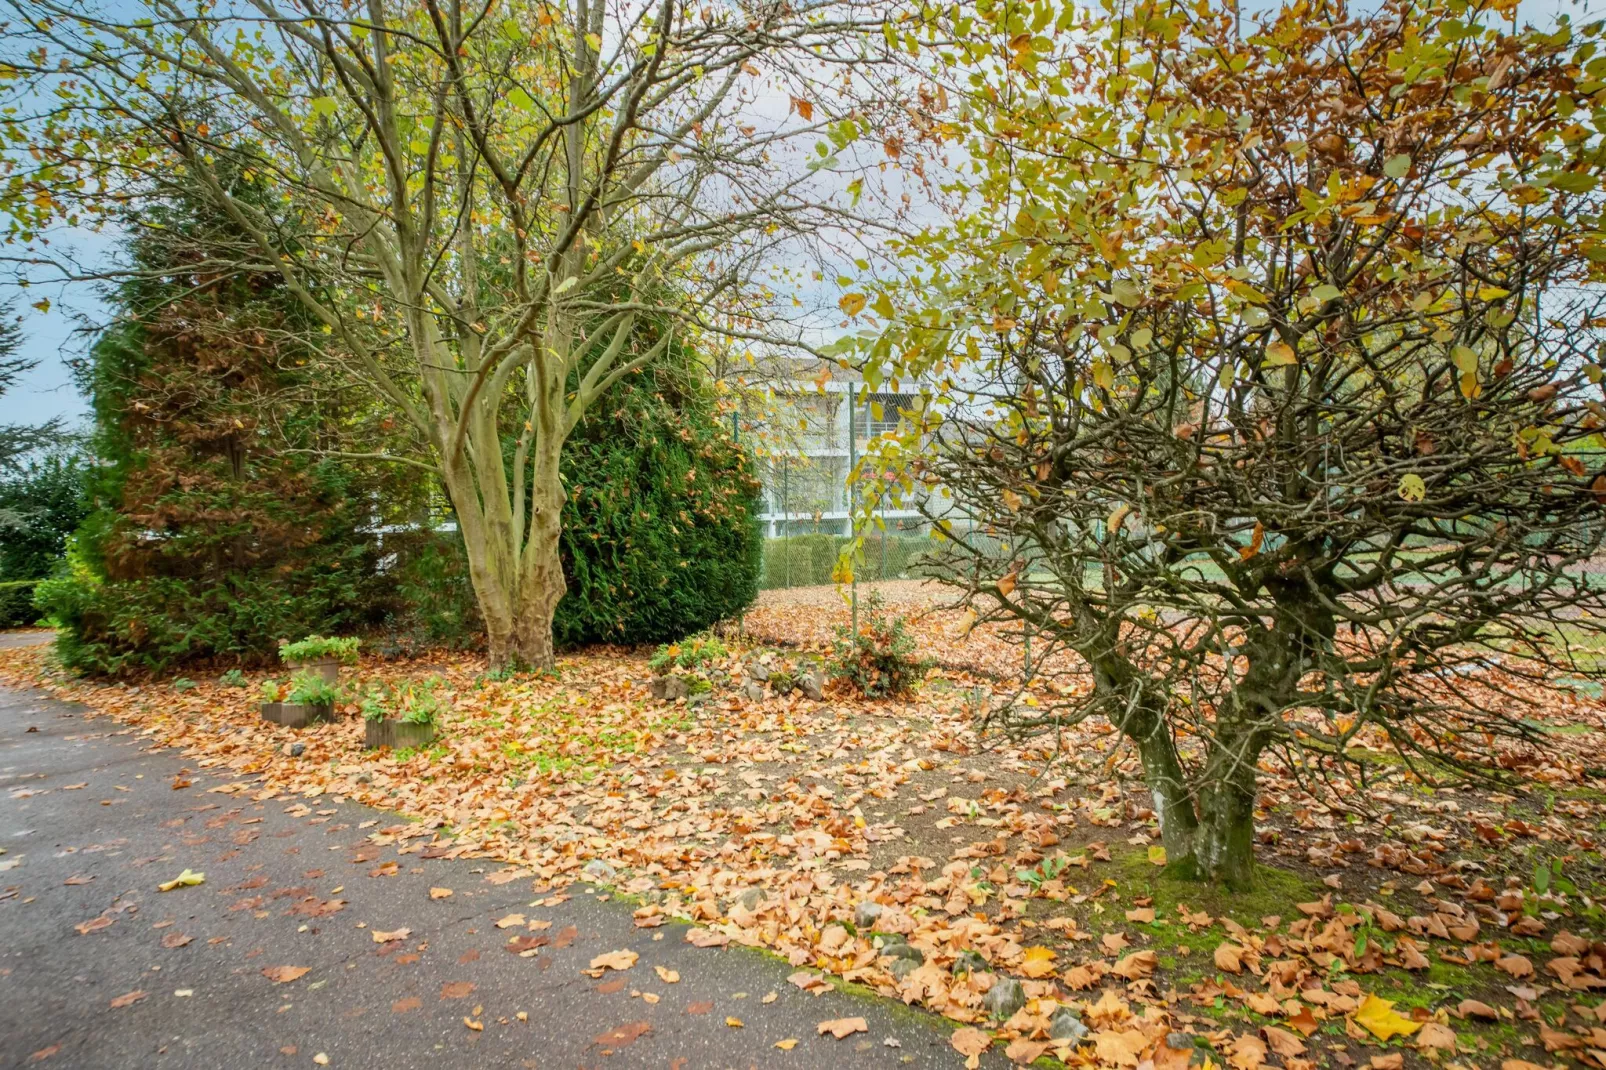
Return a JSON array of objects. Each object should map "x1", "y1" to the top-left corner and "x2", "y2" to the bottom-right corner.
[{"x1": 758, "y1": 524, "x2": 935, "y2": 589}]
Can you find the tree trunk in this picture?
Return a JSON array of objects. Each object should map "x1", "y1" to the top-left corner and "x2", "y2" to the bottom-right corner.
[
  {"x1": 1190, "y1": 729, "x2": 1261, "y2": 889},
  {"x1": 505, "y1": 492, "x2": 565, "y2": 672}
]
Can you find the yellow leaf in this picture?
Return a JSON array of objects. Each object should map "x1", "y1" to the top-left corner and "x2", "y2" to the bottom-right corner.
[
  {"x1": 726, "y1": 1016, "x2": 744, "y2": 1028},
  {"x1": 1148, "y1": 846, "x2": 1167, "y2": 866},
  {"x1": 1354, "y1": 994, "x2": 1422, "y2": 1040},
  {"x1": 1398, "y1": 474, "x2": 1426, "y2": 502},
  {"x1": 1000, "y1": 488, "x2": 1022, "y2": 512},
  {"x1": 655, "y1": 965, "x2": 680, "y2": 984},
  {"x1": 838, "y1": 292, "x2": 867, "y2": 317},
  {"x1": 157, "y1": 869, "x2": 204, "y2": 892},
  {"x1": 1019, "y1": 946, "x2": 1058, "y2": 978},
  {"x1": 775, "y1": 1038, "x2": 799, "y2": 1050},
  {"x1": 1264, "y1": 340, "x2": 1297, "y2": 366},
  {"x1": 956, "y1": 607, "x2": 979, "y2": 637}
]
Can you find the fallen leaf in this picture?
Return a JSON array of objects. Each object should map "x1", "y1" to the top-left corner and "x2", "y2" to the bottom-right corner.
[
  {"x1": 1215, "y1": 943, "x2": 1244, "y2": 973},
  {"x1": 1354, "y1": 994, "x2": 1421, "y2": 1040},
  {"x1": 589, "y1": 950, "x2": 639, "y2": 972},
  {"x1": 952, "y1": 1026, "x2": 992, "y2": 1070},
  {"x1": 1416, "y1": 1023, "x2": 1457, "y2": 1051},
  {"x1": 655, "y1": 965, "x2": 680, "y2": 984},
  {"x1": 261, "y1": 966, "x2": 310, "y2": 984},
  {"x1": 462, "y1": 1017, "x2": 483, "y2": 1032},
  {"x1": 392, "y1": 997, "x2": 421, "y2": 1013},
  {"x1": 594, "y1": 1022, "x2": 650, "y2": 1048},
  {"x1": 495, "y1": 913, "x2": 525, "y2": 929},
  {"x1": 371, "y1": 928, "x2": 411, "y2": 943},
  {"x1": 440, "y1": 982, "x2": 476, "y2": 999},
  {"x1": 726, "y1": 1016, "x2": 744, "y2": 1028},
  {"x1": 774, "y1": 1038, "x2": 799, "y2": 1050},
  {"x1": 156, "y1": 869, "x2": 204, "y2": 892},
  {"x1": 1006, "y1": 1038, "x2": 1050, "y2": 1064},
  {"x1": 74, "y1": 916, "x2": 113, "y2": 936},
  {"x1": 109, "y1": 990, "x2": 147, "y2": 1008},
  {"x1": 429, "y1": 887, "x2": 453, "y2": 900},
  {"x1": 161, "y1": 931, "x2": 192, "y2": 949},
  {"x1": 1019, "y1": 946, "x2": 1058, "y2": 978},
  {"x1": 818, "y1": 1017, "x2": 868, "y2": 1039},
  {"x1": 687, "y1": 1000, "x2": 714, "y2": 1015}
]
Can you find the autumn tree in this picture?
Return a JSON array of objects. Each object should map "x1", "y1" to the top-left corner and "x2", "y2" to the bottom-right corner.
[
  {"x1": 852, "y1": 0, "x2": 1606, "y2": 886},
  {"x1": 4, "y1": 0, "x2": 892, "y2": 668}
]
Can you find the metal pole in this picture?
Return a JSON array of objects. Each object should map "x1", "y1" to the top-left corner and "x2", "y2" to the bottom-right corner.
[
  {"x1": 848, "y1": 383, "x2": 858, "y2": 634},
  {"x1": 783, "y1": 455, "x2": 790, "y2": 589}
]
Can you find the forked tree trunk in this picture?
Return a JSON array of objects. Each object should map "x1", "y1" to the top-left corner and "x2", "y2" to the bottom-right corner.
[{"x1": 1127, "y1": 714, "x2": 1261, "y2": 890}]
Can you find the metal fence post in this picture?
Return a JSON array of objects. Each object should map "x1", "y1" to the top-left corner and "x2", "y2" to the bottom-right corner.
[
  {"x1": 782, "y1": 455, "x2": 791, "y2": 589},
  {"x1": 848, "y1": 382, "x2": 858, "y2": 635}
]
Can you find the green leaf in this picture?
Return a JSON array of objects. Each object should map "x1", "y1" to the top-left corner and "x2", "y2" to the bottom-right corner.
[
  {"x1": 1383, "y1": 154, "x2": 1411, "y2": 179},
  {"x1": 508, "y1": 88, "x2": 537, "y2": 113},
  {"x1": 310, "y1": 96, "x2": 338, "y2": 118},
  {"x1": 1311, "y1": 284, "x2": 1342, "y2": 303}
]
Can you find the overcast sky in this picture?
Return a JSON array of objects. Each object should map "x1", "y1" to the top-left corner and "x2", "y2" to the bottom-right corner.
[{"x1": 0, "y1": 0, "x2": 1596, "y2": 439}]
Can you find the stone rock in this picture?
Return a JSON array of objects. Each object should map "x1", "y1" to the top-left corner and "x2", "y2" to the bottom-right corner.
[
  {"x1": 746, "y1": 660, "x2": 770, "y2": 682},
  {"x1": 799, "y1": 667, "x2": 825, "y2": 701},
  {"x1": 950, "y1": 949, "x2": 988, "y2": 977},
  {"x1": 288, "y1": 742, "x2": 305, "y2": 757},
  {"x1": 648, "y1": 676, "x2": 688, "y2": 701},
  {"x1": 888, "y1": 956, "x2": 922, "y2": 982},
  {"x1": 741, "y1": 680, "x2": 765, "y2": 703},
  {"x1": 770, "y1": 674, "x2": 795, "y2": 697},
  {"x1": 581, "y1": 859, "x2": 616, "y2": 883},
  {"x1": 881, "y1": 940, "x2": 924, "y2": 966},
  {"x1": 1052, "y1": 1009, "x2": 1090, "y2": 1042},
  {"x1": 983, "y1": 977, "x2": 1026, "y2": 1021},
  {"x1": 853, "y1": 901, "x2": 884, "y2": 930},
  {"x1": 1165, "y1": 1032, "x2": 1193, "y2": 1051},
  {"x1": 356, "y1": 774, "x2": 372, "y2": 785}
]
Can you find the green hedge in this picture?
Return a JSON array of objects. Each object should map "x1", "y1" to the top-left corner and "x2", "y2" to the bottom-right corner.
[{"x1": 0, "y1": 578, "x2": 40, "y2": 628}]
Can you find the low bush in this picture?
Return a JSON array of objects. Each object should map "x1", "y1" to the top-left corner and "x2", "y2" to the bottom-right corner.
[
  {"x1": 827, "y1": 591, "x2": 929, "y2": 699},
  {"x1": 285, "y1": 670, "x2": 339, "y2": 707},
  {"x1": 359, "y1": 677, "x2": 447, "y2": 725},
  {"x1": 647, "y1": 634, "x2": 729, "y2": 674},
  {"x1": 279, "y1": 635, "x2": 361, "y2": 665}
]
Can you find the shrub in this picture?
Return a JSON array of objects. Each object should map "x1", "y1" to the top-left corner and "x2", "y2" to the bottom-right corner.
[
  {"x1": 219, "y1": 668, "x2": 248, "y2": 687},
  {"x1": 0, "y1": 450, "x2": 87, "y2": 626},
  {"x1": 553, "y1": 356, "x2": 761, "y2": 647},
  {"x1": 827, "y1": 592, "x2": 928, "y2": 699},
  {"x1": 359, "y1": 677, "x2": 446, "y2": 725},
  {"x1": 647, "y1": 634, "x2": 729, "y2": 674},
  {"x1": 285, "y1": 670, "x2": 339, "y2": 708},
  {"x1": 279, "y1": 635, "x2": 360, "y2": 665}
]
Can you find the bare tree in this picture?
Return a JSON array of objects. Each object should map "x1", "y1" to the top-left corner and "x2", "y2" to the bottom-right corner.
[
  {"x1": 4, "y1": 0, "x2": 893, "y2": 667},
  {"x1": 859, "y1": 0, "x2": 1606, "y2": 885}
]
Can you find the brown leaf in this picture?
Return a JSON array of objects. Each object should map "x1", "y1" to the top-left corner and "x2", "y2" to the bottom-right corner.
[
  {"x1": 1006, "y1": 1038, "x2": 1049, "y2": 1065},
  {"x1": 951, "y1": 1026, "x2": 992, "y2": 1065},
  {"x1": 371, "y1": 927, "x2": 411, "y2": 943},
  {"x1": 261, "y1": 966, "x2": 310, "y2": 984},
  {"x1": 1496, "y1": 954, "x2": 1534, "y2": 979},
  {"x1": 686, "y1": 1000, "x2": 714, "y2": 1015},
  {"x1": 440, "y1": 981, "x2": 476, "y2": 1000},
  {"x1": 1215, "y1": 943, "x2": 1244, "y2": 973},
  {"x1": 1113, "y1": 949, "x2": 1157, "y2": 980},
  {"x1": 391, "y1": 997, "x2": 421, "y2": 1013},
  {"x1": 109, "y1": 990, "x2": 147, "y2": 1008},
  {"x1": 594, "y1": 1022, "x2": 651, "y2": 1048},
  {"x1": 160, "y1": 931, "x2": 192, "y2": 949},
  {"x1": 1415, "y1": 1023, "x2": 1457, "y2": 1051},
  {"x1": 817, "y1": 1017, "x2": 868, "y2": 1039},
  {"x1": 1262, "y1": 1027, "x2": 1306, "y2": 1059},
  {"x1": 589, "y1": 949, "x2": 638, "y2": 972},
  {"x1": 1457, "y1": 999, "x2": 1499, "y2": 1019},
  {"x1": 74, "y1": 916, "x2": 113, "y2": 935}
]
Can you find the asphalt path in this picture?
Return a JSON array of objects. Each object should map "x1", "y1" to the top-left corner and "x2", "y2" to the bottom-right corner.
[{"x1": 0, "y1": 636, "x2": 989, "y2": 1069}]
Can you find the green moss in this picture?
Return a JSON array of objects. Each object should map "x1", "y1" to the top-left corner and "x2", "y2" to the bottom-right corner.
[{"x1": 1107, "y1": 845, "x2": 1322, "y2": 925}]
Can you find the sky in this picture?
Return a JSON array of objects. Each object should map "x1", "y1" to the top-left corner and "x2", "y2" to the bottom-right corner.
[{"x1": 0, "y1": 0, "x2": 1596, "y2": 439}]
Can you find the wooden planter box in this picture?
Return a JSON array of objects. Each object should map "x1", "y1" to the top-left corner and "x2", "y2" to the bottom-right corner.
[
  {"x1": 287, "y1": 657, "x2": 341, "y2": 685},
  {"x1": 364, "y1": 719, "x2": 437, "y2": 750},
  {"x1": 260, "y1": 701, "x2": 334, "y2": 729}
]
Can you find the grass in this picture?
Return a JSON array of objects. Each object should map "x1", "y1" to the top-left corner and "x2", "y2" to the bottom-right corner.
[{"x1": 1106, "y1": 845, "x2": 1323, "y2": 927}]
